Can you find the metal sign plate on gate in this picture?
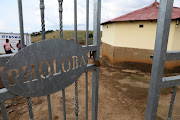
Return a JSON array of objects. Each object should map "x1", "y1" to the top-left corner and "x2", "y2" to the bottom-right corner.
[{"x1": 1, "y1": 39, "x2": 88, "y2": 97}]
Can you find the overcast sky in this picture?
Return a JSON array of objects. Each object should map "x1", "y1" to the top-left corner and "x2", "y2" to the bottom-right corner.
[{"x1": 0, "y1": 0, "x2": 180, "y2": 33}]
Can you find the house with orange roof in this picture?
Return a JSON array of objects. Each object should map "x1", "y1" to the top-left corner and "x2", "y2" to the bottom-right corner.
[{"x1": 101, "y1": 2, "x2": 180, "y2": 69}]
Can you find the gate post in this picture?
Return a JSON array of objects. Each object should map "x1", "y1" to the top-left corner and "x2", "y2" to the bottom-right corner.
[
  {"x1": 145, "y1": 0, "x2": 174, "y2": 119},
  {"x1": 92, "y1": 0, "x2": 101, "y2": 120},
  {"x1": 18, "y1": 0, "x2": 25, "y2": 48}
]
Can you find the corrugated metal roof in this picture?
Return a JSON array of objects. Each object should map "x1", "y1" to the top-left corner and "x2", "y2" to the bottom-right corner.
[{"x1": 102, "y1": 2, "x2": 180, "y2": 25}]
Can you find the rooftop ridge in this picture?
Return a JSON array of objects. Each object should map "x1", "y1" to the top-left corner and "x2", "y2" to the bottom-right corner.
[
  {"x1": 102, "y1": 2, "x2": 180, "y2": 25},
  {"x1": 110, "y1": 2, "x2": 158, "y2": 22}
]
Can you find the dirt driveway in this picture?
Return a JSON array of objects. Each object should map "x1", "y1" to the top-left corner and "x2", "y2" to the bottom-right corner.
[{"x1": 1, "y1": 57, "x2": 180, "y2": 120}]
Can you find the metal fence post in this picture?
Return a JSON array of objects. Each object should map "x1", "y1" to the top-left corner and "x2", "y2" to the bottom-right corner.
[
  {"x1": 17, "y1": 0, "x2": 25, "y2": 48},
  {"x1": 86, "y1": 0, "x2": 89, "y2": 120},
  {"x1": 145, "y1": 0, "x2": 174, "y2": 119},
  {"x1": 92, "y1": 0, "x2": 101, "y2": 120}
]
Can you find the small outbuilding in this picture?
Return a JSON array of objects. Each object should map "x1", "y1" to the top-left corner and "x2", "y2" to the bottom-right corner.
[{"x1": 101, "y1": 2, "x2": 180, "y2": 69}]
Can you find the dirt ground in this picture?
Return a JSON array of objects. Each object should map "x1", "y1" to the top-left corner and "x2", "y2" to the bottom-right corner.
[{"x1": 1, "y1": 56, "x2": 180, "y2": 120}]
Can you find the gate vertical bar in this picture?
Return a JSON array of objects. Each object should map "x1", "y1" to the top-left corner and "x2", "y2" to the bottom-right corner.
[
  {"x1": 93, "y1": 0, "x2": 101, "y2": 60},
  {"x1": 18, "y1": 0, "x2": 25, "y2": 48},
  {"x1": 62, "y1": 90, "x2": 66, "y2": 120},
  {"x1": 74, "y1": 0, "x2": 77, "y2": 43},
  {"x1": 92, "y1": 68, "x2": 99, "y2": 120},
  {"x1": 85, "y1": 72, "x2": 88, "y2": 120},
  {"x1": 58, "y1": 1, "x2": 67, "y2": 119},
  {"x1": 0, "y1": 101, "x2": 8, "y2": 120},
  {"x1": 74, "y1": 0, "x2": 79, "y2": 120},
  {"x1": 145, "y1": 0, "x2": 174, "y2": 120},
  {"x1": 39, "y1": 1, "x2": 53, "y2": 119},
  {"x1": 27, "y1": 97, "x2": 34, "y2": 120},
  {"x1": 18, "y1": 0, "x2": 34, "y2": 119},
  {"x1": 167, "y1": 86, "x2": 177, "y2": 120},
  {"x1": 58, "y1": 0, "x2": 63, "y2": 40},
  {"x1": 86, "y1": 0, "x2": 89, "y2": 47},
  {"x1": 86, "y1": 0, "x2": 89, "y2": 119},
  {"x1": 40, "y1": 0, "x2": 46, "y2": 40},
  {"x1": 92, "y1": 0, "x2": 101, "y2": 120},
  {"x1": 47, "y1": 95, "x2": 52, "y2": 120}
]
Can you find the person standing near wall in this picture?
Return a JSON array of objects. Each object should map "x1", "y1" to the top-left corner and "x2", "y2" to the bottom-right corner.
[
  {"x1": 3, "y1": 39, "x2": 15, "y2": 54},
  {"x1": 16, "y1": 40, "x2": 21, "y2": 51}
]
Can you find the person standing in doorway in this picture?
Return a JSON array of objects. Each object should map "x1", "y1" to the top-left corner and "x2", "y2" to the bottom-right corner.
[
  {"x1": 16, "y1": 40, "x2": 21, "y2": 51},
  {"x1": 3, "y1": 39, "x2": 15, "y2": 54}
]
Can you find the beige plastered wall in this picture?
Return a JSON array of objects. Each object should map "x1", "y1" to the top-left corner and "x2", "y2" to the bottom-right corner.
[
  {"x1": 102, "y1": 20, "x2": 180, "y2": 69},
  {"x1": 102, "y1": 20, "x2": 177, "y2": 50},
  {"x1": 171, "y1": 20, "x2": 180, "y2": 51}
]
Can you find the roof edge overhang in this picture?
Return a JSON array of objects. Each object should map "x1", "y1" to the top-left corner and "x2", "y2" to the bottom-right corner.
[
  {"x1": 101, "y1": 21, "x2": 115, "y2": 25},
  {"x1": 101, "y1": 18, "x2": 180, "y2": 25}
]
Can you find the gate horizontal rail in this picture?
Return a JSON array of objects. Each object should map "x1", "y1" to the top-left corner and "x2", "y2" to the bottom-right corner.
[
  {"x1": 0, "y1": 45, "x2": 97, "y2": 64},
  {"x1": 0, "y1": 88, "x2": 16, "y2": 102},
  {"x1": 166, "y1": 51, "x2": 180, "y2": 61}
]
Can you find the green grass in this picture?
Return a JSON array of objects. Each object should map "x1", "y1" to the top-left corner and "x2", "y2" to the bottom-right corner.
[{"x1": 31, "y1": 30, "x2": 102, "y2": 45}]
